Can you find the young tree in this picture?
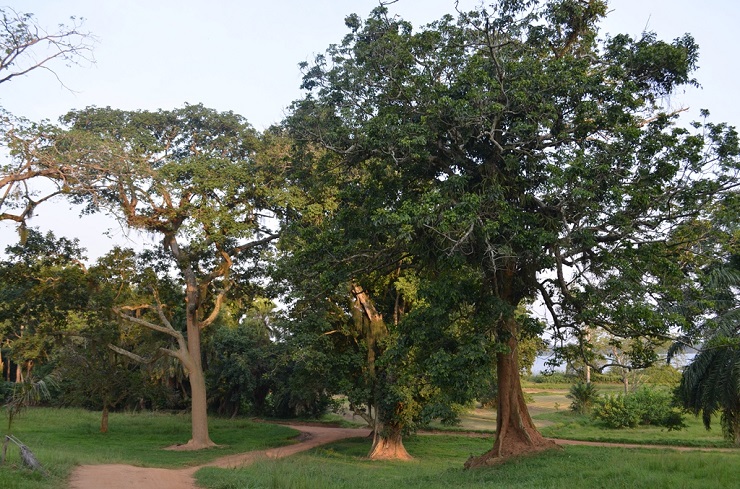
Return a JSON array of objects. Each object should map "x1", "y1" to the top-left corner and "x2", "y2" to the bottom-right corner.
[
  {"x1": 51, "y1": 104, "x2": 282, "y2": 449},
  {"x1": 287, "y1": 0, "x2": 739, "y2": 465}
]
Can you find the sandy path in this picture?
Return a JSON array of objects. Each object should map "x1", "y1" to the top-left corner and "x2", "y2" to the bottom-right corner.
[{"x1": 67, "y1": 424, "x2": 371, "y2": 489}]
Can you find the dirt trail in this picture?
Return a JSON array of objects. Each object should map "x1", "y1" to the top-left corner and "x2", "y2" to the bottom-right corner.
[{"x1": 67, "y1": 424, "x2": 372, "y2": 489}]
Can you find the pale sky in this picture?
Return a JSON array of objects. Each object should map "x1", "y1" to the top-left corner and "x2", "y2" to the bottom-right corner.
[{"x1": 1, "y1": 0, "x2": 739, "y2": 260}]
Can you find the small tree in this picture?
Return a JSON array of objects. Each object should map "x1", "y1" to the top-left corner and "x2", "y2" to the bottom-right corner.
[
  {"x1": 4, "y1": 374, "x2": 56, "y2": 432},
  {"x1": 567, "y1": 381, "x2": 599, "y2": 414}
]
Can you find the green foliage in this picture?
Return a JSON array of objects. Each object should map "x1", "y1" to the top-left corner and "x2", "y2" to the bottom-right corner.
[
  {"x1": 592, "y1": 393, "x2": 640, "y2": 429},
  {"x1": 527, "y1": 372, "x2": 579, "y2": 384},
  {"x1": 592, "y1": 387, "x2": 686, "y2": 430},
  {"x1": 3, "y1": 375, "x2": 57, "y2": 431},
  {"x1": 538, "y1": 409, "x2": 729, "y2": 448},
  {"x1": 636, "y1": 364, "x2": 683, "y2": 387},
  {"x1": 206, "y1": 320, "x2": 274, "y2": 417},
  {"x1": 677, "y1": 321, "x2": 740, "y2": 444},
  {"x1": 0, "y1": 229, "x2": 90, "y2": 374},
  {"x1": 286, "y1": 0, "x2": 739, "y2": 444},
  {"x1": 567, "y1": 382, "x2": 600, "y2": 414}
]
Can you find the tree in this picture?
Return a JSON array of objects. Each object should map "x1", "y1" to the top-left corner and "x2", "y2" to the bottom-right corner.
[
  {"x1": 0, "y1": 229, "x2": 89, "y2": 381},
  {"x1": 287, "y1": 0, "x2": 739, "y2": 465},
  {"x1": 0, "y1": 7, "x2": 95, "y2": 225},
  {"x1": 678, "y1": 321, "x2": 740, "y2": 445},
  {"x1": 676, "y1": 248, "x2": 740, "y2": 445},
  {"x1": 0, "y1": 7, "x2": 94, "y2": 89},
  {"x1": 55, "y1": 247, "x2": 166, "y2": 433},
  {"x1": 205, "y1": 303, "x2": 276, "y2": 418},
  {"x1": 51, "y1": 104, "x2": 283, "y2": 449}
]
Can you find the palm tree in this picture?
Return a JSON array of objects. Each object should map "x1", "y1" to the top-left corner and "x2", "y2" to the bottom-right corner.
[
  {"x1": 677, "y1": 322, "x2": 740, "y2": 445},
  {"x1": 676, "y1": 261, "x2": 740, "y2": 445}
]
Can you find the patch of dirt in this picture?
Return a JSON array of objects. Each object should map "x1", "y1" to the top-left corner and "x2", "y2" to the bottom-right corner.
[{"x1": 67, "y1": 424, "x2": 371, "y2": 489}]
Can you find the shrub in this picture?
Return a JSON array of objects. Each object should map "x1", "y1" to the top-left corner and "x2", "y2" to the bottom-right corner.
[
  {"x1": 527, "y1": 372, "x2": 577, "y2": 384},
  {"x1": 592, "y1": 387, "x2": 686, "y2": 430},
  {"x1": 567, "y1": 382, "x2": 600, "y2": 414},
  {"x1": 593, "y1": 393, "x2": 641, "y2": 428}
]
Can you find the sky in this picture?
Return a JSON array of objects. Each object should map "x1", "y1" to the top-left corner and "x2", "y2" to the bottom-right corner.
[{"x1": 2, "y1": 0, "x2": 739, "y2": 260}]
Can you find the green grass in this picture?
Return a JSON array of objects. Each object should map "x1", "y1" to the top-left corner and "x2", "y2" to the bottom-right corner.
[
  {"x1": 537, "y1": 409, "x2": 733, "y2": 448},
  {"x1": 1, "y1": 388, "x2": 737, "y2": 489},
  {"x1": 0, "y1": 407, "x2": 298, "y2": 489},
  {"x1": 195, "y1": 434, "x2": 740, "y2": 489}
]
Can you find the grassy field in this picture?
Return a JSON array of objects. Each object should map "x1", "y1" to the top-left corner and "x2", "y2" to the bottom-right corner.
[
  {"x1": 195, "y1": 435, "x2": 740, "y2": 489},
  {"x1": 1, "y1": 383, "x2": 737, "y2": 489},
  {"x1": 0, "y1": 408, "x2": 298, "y2": 489}
]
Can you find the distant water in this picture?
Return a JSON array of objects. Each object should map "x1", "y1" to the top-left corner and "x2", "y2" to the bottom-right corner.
[{"x1": 532, "y1": 354, "x2": 565, "y2": 374}]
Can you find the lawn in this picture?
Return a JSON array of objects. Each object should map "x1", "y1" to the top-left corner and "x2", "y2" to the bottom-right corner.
[
  {"x1": 1, "y1": 385, "x2": 737, "y2": 489},
  {"x1": 195, "y1": 434, "x2": 740, "y2": 489},
  {"x1": 0, "y1": 408, "x2": 298, "y2": 489}
]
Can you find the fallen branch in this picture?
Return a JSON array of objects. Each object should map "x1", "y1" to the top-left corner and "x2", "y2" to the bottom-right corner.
[{"x1": 2, "y1": 435, "x2": 48, "y2": 476}]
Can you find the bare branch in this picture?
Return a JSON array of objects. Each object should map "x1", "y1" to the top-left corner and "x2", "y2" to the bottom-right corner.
[{"x1": 0, "y1": 8, "x2": 96, "y2": 88}]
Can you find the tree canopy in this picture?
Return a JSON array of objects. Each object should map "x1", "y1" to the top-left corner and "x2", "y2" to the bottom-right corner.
[{"x1": 285, "y1": 0, "x2": 739, "y2": 463}]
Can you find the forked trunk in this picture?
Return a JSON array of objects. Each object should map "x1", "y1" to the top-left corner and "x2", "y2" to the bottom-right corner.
[
  {"x1": 465, "y1": 319, "x2": 559, "y2": 468},
  {"x1": 368, "y1": 422, "x2": 412, "y2": 460},
  {"x1": 100, "y1": 404, "x2": 109, "y2": 433}
]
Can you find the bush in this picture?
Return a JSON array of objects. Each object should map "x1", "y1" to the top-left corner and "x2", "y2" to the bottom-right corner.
[
  {"x1": 567, "y1": 382, "x2": 600, "y2": 414},
  {"x1": 593, "y1": 394, "x2": 641, "y2": 428},
  {"x1": 527, "y1": 372, "x2": 578, "y2": 384},
  {"x1": 592, "y1": 387, "x2": 686, "y2": 430}
]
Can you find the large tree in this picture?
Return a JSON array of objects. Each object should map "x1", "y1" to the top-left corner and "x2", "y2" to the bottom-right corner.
[
  {"x1": 50, "y1": 104, "x2": 282, "y2": 449},
  {"x1": 287, "y1": 0, "x2": 739, "y2": 465}
]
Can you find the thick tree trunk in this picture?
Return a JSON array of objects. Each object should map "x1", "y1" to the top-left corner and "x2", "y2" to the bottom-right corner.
[
  {"x1": 184, "y1": 361, "x2": 214, "y2": 449},
  {"x1": 466, "y1": 319, "x2": 559, "y2": 468},
  {"x1": 100, "y1": 405, "x2": 109, "y2": 433},
  {"x1": 368, "y1": 422, "x2": 412, "y2": 460},
  {"x1": 181, "y1": 313, "x2": 215, "y2": 449}
]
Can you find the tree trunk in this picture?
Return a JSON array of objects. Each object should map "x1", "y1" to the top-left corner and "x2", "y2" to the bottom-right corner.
[
  {"x1": 368, "y1": 421, "x2": 412, "y2": 460},
  {"x1": 465, "y1": 318, "x2": 559, "y2": 468},
  {"x1": 184, "y1": 360, "x2": 214, "y2": 448},
  {"x1": 622, "y1": 370, "x2": 629, "y2": 394},
  {"x1": 100, "y1": 405, "x2": 109, "y2": 433},
  {"x1": 181, "y1": 311, "x2": 215, "y2": 449}
]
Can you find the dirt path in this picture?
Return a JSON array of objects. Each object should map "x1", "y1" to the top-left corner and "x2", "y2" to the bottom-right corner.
[{"x1": 67, "y1": 424, "x2": 372, "y2": 489}]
